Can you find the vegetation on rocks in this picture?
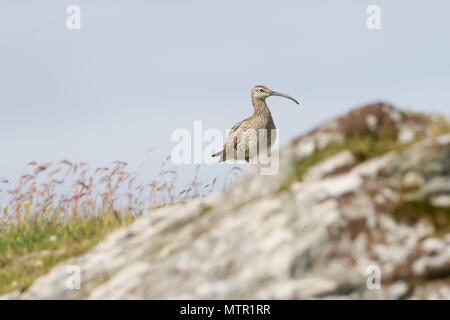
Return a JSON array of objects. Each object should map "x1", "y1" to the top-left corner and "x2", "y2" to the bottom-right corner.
[
  {"x1": 284, "y1": 104, "x2": 450, "y2": 190},
  {"x1": 392, "y1": 200, "x2": 450, "y2": 232}
]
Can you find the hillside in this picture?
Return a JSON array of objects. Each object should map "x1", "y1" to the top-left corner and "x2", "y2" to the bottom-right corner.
[{"x1": 3, "y1": 102, "x2": 450, "y2": 299}]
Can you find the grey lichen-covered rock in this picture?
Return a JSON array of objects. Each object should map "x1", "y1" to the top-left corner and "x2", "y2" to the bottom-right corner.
[
  {"x1": 5, "y1": 103, "x2": 450, "y2": 300},
  {"x1": 303, "y1": 150, "x2": 356, "y2": 182}
]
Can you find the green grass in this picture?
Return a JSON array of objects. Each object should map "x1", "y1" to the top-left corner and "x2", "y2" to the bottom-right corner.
[
  {"x1": 392, "y1": 200, "x2": 450, "y2": 232},
  {"x1": 0, "y1": 212, "x2": 134, "y2": 296}
]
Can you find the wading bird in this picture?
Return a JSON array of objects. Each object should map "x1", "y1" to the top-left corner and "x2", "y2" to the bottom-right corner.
[{"x1": 213, "y1": 85, "x2": 299, "y2": 162}]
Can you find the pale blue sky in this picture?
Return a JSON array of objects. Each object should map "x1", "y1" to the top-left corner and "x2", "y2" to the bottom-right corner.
[{"x1": 1, "y1": 1, "x2": 449, "y2": 197}]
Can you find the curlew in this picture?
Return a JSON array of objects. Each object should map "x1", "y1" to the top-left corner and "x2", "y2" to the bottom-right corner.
[{"x1": 212, "y1": 85, "x2": 299, "y2": 162}]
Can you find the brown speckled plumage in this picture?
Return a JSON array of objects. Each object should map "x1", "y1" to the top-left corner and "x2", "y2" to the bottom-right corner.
[{"x1": 213, "y1": 85, "x2": 299, "y2": 162}]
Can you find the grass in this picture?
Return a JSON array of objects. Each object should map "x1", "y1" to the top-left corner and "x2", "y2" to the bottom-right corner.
[
  {"x1": 0, "y1": 213, "x2": 133, "y2": 295},
  {"x1": 0, "y1": 152, "x2": 235, "y2": 296}
]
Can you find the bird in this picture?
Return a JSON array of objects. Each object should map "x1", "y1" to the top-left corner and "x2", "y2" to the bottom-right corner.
[{"x1": 212, "y1": 85, "x2": 299, "y2": 162}]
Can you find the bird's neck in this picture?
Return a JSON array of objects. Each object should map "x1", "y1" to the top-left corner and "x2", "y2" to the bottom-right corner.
[{"x1": 252, "y1": 97, "x2": 272, "y2": 118}]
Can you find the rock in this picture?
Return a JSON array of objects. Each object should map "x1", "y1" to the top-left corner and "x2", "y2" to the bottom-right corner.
[
  {"x1": 366, "y1": 114, "x2": 379, "y2": 132},
  {"x1": 411, "y1": 236, "x2": 450, "y2": 278},
  {"x1": 304, "y1": 150, "x2": 356, "y2": 181},
  {"x1": 431, "y1": 195, "x2": 450, "y2": 207},
  {"x1": 388, "y1": 282, "x2": 409, "y2": 299},
  {"x1": 398, "y1": 126, "x2": 417, "y2": 144},
  {"x1": 402, "y1": 171, "x2": 425, "y2": 189},
  {"x1": 410, "y1": 282, "x2": 450, "y2": 300}
]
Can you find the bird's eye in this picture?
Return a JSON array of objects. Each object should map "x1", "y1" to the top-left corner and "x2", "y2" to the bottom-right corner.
[{"x1": 259, "y1": 89, "x2": 264, "y2": 92}]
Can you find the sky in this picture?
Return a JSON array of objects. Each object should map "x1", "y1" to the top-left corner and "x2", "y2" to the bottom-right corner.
[{"x1": 1, "y1": 1, "x2": 449, "y2": 199}]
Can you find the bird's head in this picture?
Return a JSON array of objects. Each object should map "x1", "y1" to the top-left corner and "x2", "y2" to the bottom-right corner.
[{"x1": 251, "y1": 85, "x2": 299, "y2": 105}]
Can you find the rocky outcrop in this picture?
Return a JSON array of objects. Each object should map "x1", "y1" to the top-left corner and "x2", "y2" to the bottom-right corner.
[{"x1": 4, "y1": 102, "x2": 450, "y2": 299}]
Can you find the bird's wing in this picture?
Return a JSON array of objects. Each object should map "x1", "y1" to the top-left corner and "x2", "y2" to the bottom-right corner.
[
  {"x1": 212, "y1": 119, "x2": 241, "y2": 160},
  {"x1": 212, "y1": 117, "x2": 256, "y2": 161},
  {"x1": 230, "y1": 117, "x2": 253, "y2": 132},
  {"x1": 222, "y1": 118, "x2": 257, "y2": 161}
]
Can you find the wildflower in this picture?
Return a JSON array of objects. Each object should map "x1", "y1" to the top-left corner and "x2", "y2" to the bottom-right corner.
[
  {"x1": 23, "y1": 201, "x2": 31, "y2": 207},
  {"x1": 1, "y1": 204, "x2": 7, "y2": 211}
]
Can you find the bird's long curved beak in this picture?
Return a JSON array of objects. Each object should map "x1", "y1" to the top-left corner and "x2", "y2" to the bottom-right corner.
[{"x1": 270, "y1": 90, "x2": 299, "y2": 105}]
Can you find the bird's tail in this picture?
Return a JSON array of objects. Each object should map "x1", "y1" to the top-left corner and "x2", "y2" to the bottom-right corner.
[{"x1": 212, "y1": 150, "x2": 224, "y2": 162}]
